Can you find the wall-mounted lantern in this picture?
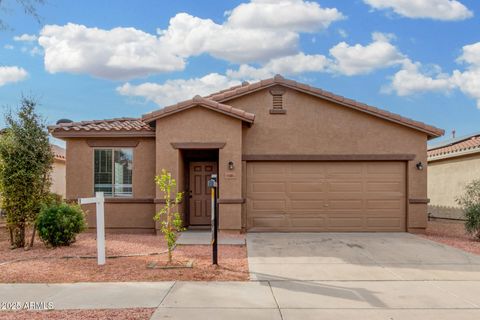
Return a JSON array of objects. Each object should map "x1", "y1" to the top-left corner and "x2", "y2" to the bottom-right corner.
[
  {"x1": 416, "y1": 162, "x2": 424, "y2": 171},
  {"x1": 228, "y1": 161, "x2": 235, "y2": 170}
]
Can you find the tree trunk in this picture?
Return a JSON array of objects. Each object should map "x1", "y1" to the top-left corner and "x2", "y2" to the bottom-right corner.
[
  {"x1": 9, "y1": 227, "x2": 13, "y2": 245},
  {"x1": 12, "y1": 225, "x2": 25, "y2": 248},
  {"x1": 27, "y1": 224, "x2": 36, "y2": 249}
]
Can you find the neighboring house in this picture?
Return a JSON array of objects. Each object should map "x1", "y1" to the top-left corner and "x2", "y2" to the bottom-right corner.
[
  {"x1": 0, "y1": 126, "x2": 66, "y2": 201},
  {"x1": 49, "y1": 75, "x2": 443, "y2": 234},
  {"x1": 427, "y1": 132, "x2": 480, "y2": 220},
  {"x1": 50, "y1": 144, "x2": 66, "y2": 198}
]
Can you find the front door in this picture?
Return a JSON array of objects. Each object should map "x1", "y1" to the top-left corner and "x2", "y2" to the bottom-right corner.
[{"x1": 189, "y1": 161, "x2": 217, "y2": 225}]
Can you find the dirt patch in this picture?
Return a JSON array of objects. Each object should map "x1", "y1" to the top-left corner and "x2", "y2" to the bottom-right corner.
[
  {"x1": 0, "y1": 308, "x2": 154, "y2": 320},
  {"x1": 0, "y1": 229, "x2": 248, "y2": 282},
  {"x1": 421, "y1": 220, "x2": 480, "y2": 255}
]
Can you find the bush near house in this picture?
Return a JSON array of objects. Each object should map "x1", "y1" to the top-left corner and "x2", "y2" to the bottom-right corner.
[
  {"x1": 36, "y1": 203, "x2": 87, "y2": 247},
  {"x1": 456, "y1": 179, "x2": 480, "y2": 240}
]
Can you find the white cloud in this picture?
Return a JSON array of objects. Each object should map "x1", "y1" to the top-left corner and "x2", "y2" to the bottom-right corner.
[
  {"x1": 39, "y1": 23, "x2": 185, "y2": 80},
  {"x1": 226, "y1": 0, "x2": 344, "y2": 32},
  {"x1": 227, "y1": 53, "x2": 330, "y2": 79},
  {"x1": 158, "y1": 13, "x2": 299, "y2": 63},
  {"x1": 387, "y1": 60, "x2": 454, "y2": 96},
  {"x1": 226, "y1": 32, "x2": 405, "y2": 78},
  {"x1": 364, "y1": 0, "x2": 473, "y2": 21},
  {"x1": 388, "y1": 42, "x2": 480, "y2": 108},
  {"x1": 329, "y1": 32, "x2": 405, "y2": 75},
  {"x1": 13, "y1": 33, "x2": 38, "y2": 42},
  {"x1": 457, "y1": 42, "x2": 480, "y2": 66},
  {"x1": 4, "y1": 44, "x2": 14, "y2": 50},
  {"x1": 38, "y1": 1, "x2": 344, "y2": 79},
  {"x1": 117, "y1": 73, "x2": 242, "y2": 106},
  {"x1": 0, "y1": 66, "x2": 28, "y2": 86}
]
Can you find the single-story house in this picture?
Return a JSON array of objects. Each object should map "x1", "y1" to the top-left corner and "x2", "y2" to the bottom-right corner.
[
  {"x1": 428, "y1": 132, "x2": 480, "y2": 220},
  {"x1": 50, "y1": 144, "x2": 66, "y2": 198},
  {"x1": 49, "y1": 75, "x2": 444, "y2": 234}
]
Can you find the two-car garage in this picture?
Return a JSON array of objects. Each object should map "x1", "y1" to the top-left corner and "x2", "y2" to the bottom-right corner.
[{"x1": 246, "y1": 161, "x2": 406, "y2": 232}]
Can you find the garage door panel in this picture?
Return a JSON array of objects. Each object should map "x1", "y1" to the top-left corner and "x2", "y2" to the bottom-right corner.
[
  {"x1": 246, "y1": 161, "x2": 406, "y2": 232},
  {"x1": 251, "y1": 200, "x2": 286, "y2": 211},
  {"x1": 251, "y1": 182, "x2": 286, "y2": 193},
  {"x1": 290, "y1": 200, "x2": 326, "y2": 210},
  {"x1": 289, "y1": 182, "x2": 326, "y2": 193},
  {"x1": 367, "y1": 181, "x2": 403, "y2": 192},
  {"x1": 327, "y1": 199, "x2": 364, "y2": 210},
  {"x1": 328, "y1": 182, "x2": 363, "y2": 192},
  {"x1": 366, "y1": 199, "x2": 403, "y2": 210},
  {"x1": 290, "y1": 217, "x2": 327, "y2": 227}
]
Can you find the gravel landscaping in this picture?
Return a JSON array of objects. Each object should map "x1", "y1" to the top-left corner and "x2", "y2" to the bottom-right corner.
[
  {"x1": 0, "y1": 229, "x2": 248, "y2": 282},
  {"x1": 421, "y1": 220, "x2": 480, "y2": 255},
  {"x1": 0, "y1": 308, "x2": 154, "y2": 320}
]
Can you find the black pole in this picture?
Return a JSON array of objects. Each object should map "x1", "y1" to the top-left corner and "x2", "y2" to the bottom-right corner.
[
  {"x1": 208, "y1": 174, "x2": 218, "y2": 265},
  {"x1": 212, "y1": 185, "x2": 218, "y2": 265}
]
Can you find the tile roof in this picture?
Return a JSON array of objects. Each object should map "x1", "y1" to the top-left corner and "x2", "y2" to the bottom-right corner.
[
  {"x1": 142, "y1": 95, "x2": 255, "y2": 123},
  {"x1": 49, "y1": 118, "x2": 154, "y2": 137},
  {"x1": 204, "y1": 74, "x2": 444, "y2": 139},
  {"x1": 51, "y1": 144, "x2": 66, "y2": 161},
  {"x1": 428, "y1": 133, "x2": 480, "y2": 160}
]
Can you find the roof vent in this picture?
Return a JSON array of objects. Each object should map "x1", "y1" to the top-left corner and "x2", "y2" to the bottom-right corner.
[
  {"x1": 269, "y1": 86, "x2": 287, "y2": 115},
  {"x1": 56, "y1": 119, "x2": 73, "y2": 125},
  {"x1": 242, "y1": 81, "x2": 250, "y2": 86}
]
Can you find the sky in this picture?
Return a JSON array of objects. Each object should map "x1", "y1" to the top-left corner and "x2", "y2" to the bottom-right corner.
[{"x1": 1, "y1": 0, "x2": 480, "y2": 145}]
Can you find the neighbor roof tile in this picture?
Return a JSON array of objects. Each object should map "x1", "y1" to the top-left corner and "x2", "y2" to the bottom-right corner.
[{"x1": 428, "y1": 133, "x2": 480, "y2": 159}]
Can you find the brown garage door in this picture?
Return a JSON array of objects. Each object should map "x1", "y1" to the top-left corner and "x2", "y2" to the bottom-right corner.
[{"x1": 246, "y1": 161, "x2": 406, "y2": 232}]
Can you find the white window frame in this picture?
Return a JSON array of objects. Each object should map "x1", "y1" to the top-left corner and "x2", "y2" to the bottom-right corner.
[{"x1": 93, "y1": 148, "x2": 133, "y2": 197}]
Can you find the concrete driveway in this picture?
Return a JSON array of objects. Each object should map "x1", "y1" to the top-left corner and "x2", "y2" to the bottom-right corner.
[{"x1": 247, "y1": 232, "x2": 480, "y2": 281}]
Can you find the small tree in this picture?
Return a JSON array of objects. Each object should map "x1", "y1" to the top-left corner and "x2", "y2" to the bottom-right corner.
[
  {"x1": 154, "y1": 169, "x2": 184, "y2": 263},
  {"x1": 0, "y1": 97, "x2": 53, "y2": 248},
  {"x1": 456, "y1": 179, "x2": 480, "y2": 240}
]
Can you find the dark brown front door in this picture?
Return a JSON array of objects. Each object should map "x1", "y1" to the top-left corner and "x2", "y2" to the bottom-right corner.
[{"x1": 189, "y1": 161, "x2": 217, "y2": 225}]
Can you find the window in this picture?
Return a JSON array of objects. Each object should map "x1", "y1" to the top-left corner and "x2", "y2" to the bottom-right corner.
[{"x1": 94, "y1": 148, "x2": 133, "y2": 197}]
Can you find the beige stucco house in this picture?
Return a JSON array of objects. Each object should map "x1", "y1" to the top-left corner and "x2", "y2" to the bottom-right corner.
[
  {"x1": 50, "y1": 144, "x2": 66, "y2": 198},
  {"x1": 428, "y1": 132, "x2": 480, "y2": 220},
  {"x1": 49, "y1": 75, "x2": 443, "y2": 234}
]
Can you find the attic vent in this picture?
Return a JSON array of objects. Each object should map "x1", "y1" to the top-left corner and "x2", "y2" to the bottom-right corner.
[
  {"x1": 272, "y1": 94, "x2": 283, "y2": 109},
  {"x1": 269, "y1": 86, "x2": 287, "y2": 114}
]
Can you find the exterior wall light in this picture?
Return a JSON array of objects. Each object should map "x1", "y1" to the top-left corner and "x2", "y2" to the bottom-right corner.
[
  {"x1": 416, "y1": 162, "x2": 424, "y2": 170},
  {"x1": 228, "y1": 161, "x2": 235, "y2": 170}
]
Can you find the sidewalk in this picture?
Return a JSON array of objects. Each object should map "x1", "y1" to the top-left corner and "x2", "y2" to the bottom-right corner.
[{"x1": 1, "y1": 281, "x2": 480, "y2": 319}]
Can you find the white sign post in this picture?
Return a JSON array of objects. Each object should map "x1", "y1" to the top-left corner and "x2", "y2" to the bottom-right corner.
[{"x1": 79, "y1": 192, "x2": 105, "y2": 265}]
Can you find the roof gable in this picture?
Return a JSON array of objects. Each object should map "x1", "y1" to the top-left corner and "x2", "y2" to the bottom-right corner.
[
  {"x1": 204, "y1": 75, "x2": 444, "y2": 139},
  {"x1": 142, "y1": 96, "x2": 255, "y2": 124}
]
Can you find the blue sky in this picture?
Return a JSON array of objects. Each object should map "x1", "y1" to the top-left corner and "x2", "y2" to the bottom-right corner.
[{"x1": 1, "y1": 0, "x2": 480, "y2": 144}]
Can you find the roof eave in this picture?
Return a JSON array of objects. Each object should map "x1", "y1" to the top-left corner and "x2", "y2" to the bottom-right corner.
[
  {"x1": 50, "y1": 130, "x2": 156, "y2": 139},
  {"x1": 428, "y1": 147, "x2": 480, "y2": 162},
  {"x1": 142, "y1": 102, "x2": 255, "y2": 124}
]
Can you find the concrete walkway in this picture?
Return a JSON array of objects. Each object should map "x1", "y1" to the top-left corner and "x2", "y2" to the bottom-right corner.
[
  {"x1": 177, "y1": 231, "x2": 245, "y2": 245},
  {"x1": 1, "y1": 281, "x2": 480, "y2": 319}
]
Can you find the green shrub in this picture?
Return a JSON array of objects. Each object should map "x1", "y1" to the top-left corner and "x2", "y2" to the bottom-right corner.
[
  {"x1": 456, "y1": 179, "x2": 480, "y2": 240},
  {"x1": 43, "y1": 192, "x2": 63, "y2": 207},
  {"x1": 36, "y1": 203, "x2": 87, "y2": 247}
]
